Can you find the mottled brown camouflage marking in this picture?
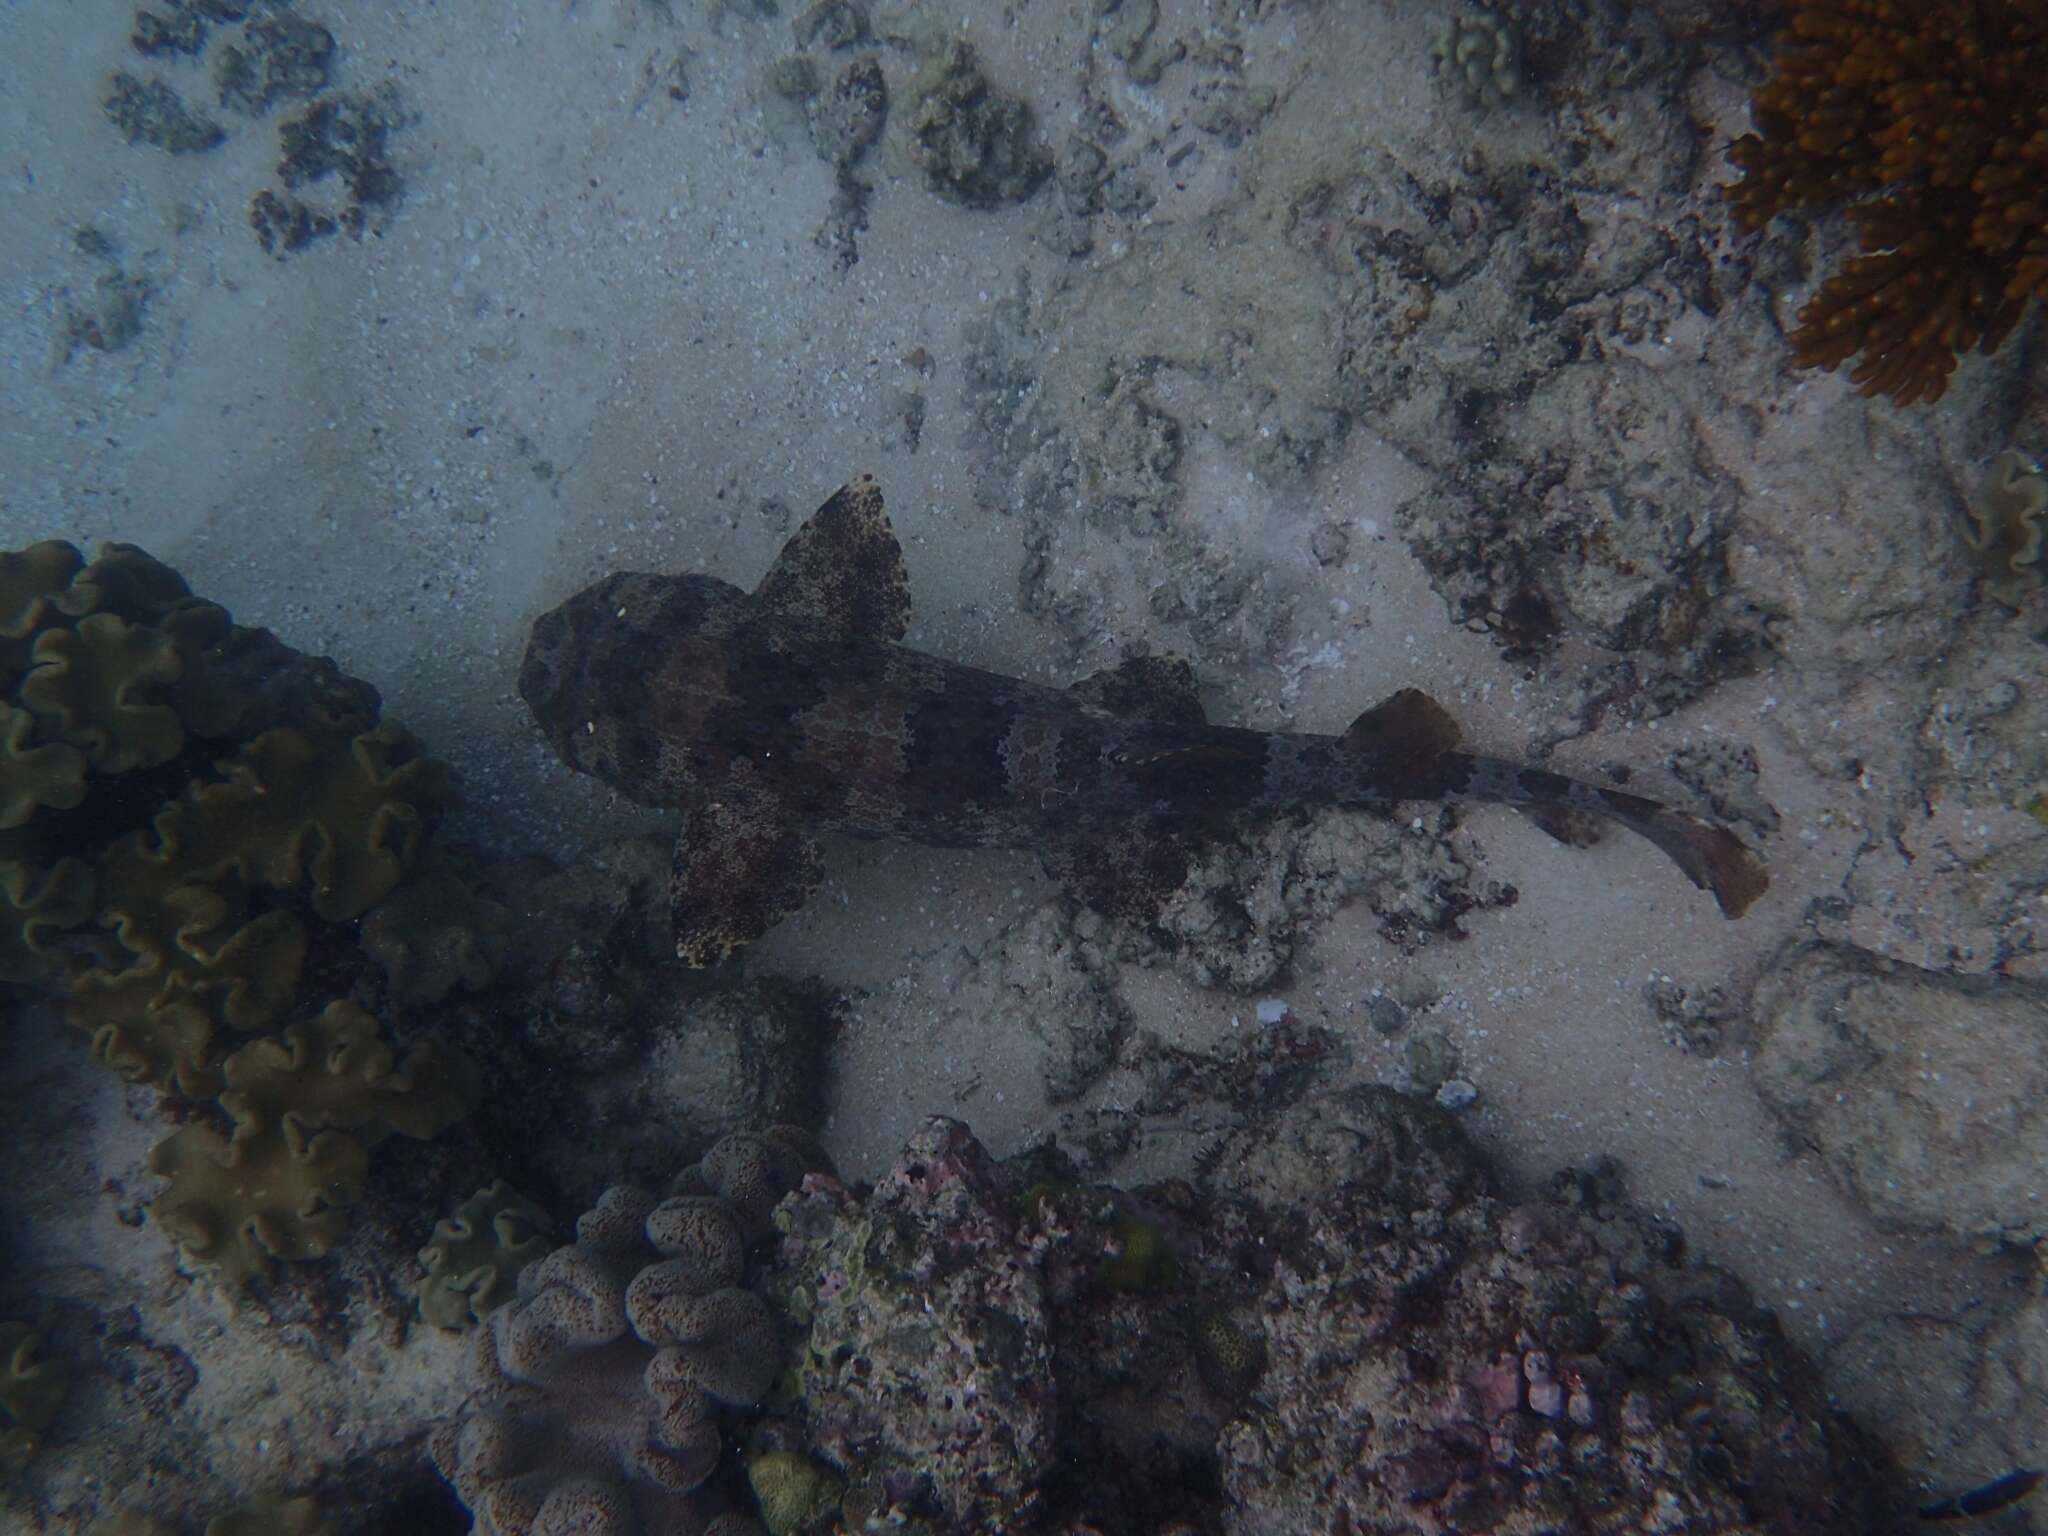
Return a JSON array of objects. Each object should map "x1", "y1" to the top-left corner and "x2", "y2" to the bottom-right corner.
[{"x1": 521, "y1": 479, "x2": 1769, "y2": 964}]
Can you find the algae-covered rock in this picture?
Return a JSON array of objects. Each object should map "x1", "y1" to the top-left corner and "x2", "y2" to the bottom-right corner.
[
  {"x1": 764, "y1": 1102, "x2": 1898, "y2": 1532},
  {"x1": 773, "y1": 1119, "x2": 1057, "y2": 1526},
  {"x1": 417, "y1": 1180, "x2": 553, "y2": 1330},
  {"x1": 0, "y1": 1321, "x2": 67, "y2": 1476}
]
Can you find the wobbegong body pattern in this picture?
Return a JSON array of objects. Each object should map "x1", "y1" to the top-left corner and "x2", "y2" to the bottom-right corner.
[{"x1": 520, "y1": 476, "x2": 1767, "y2": 964}]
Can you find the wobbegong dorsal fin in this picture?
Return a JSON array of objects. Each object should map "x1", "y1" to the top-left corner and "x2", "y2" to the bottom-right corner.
[{"x1": 751, "y1": 474, "x2": 911, "y2": 643}]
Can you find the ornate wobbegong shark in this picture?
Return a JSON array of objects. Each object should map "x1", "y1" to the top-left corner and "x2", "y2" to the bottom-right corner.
[{"x1": 520, "y1": 476, "x2": 1768, "y2": 965}]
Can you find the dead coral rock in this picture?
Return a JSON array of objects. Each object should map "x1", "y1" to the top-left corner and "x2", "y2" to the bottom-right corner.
[
  {"x1": 768, "y1": 1097, "x2": 1897, "y2": 1532},
  {"x1": 900, "y1": 41, "x2": 1051, "y2": 209},
  {"x1": 772, "y1": 1117, "x2": 1056, "y2": 1528},
  {"x1": 934, "y1": 902, "x2": 1131, "y2": 1103},
  {"x1": 1150, "y1": 802, "x2": 1505, "y2": 989},
  {"x1": 1397, "y1": 361, "x2": 1748, "y2": 673},
  {"x1": 1205, "y1": 1089, "x2": 1897, "y2": 1534},
  {"x1": 432, "y1": 1129, "x2": 828, "y2": 1535},
  {"x1": 1749, "y1": 940, "x2": 2048, "y2": 1245}
]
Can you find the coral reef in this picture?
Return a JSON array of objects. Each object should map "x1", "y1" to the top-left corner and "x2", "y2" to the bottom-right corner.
[
  {"x1": 1726, "y1": 0, "x2": 2048, "y2": 404},
  {"x1": 0, "y1": 536, "x2": 480, "y2": 1284},
  {"x1": 418, "y1": 1181, "x2": 555, "y2": 1331},
  {"x1": 95, "y1": 1494, "x2": 338, "y2": 1535},
  {"x1": 360, "y1": 850, "x2": 514, "y2": 1007},
  {"x1": 764, "y1": 1099, "x2": 1899, "y2": 1532},
  {"x1": 431, "y1": 1128, "x2": 829, "y2": 1535},
  {"x1": 148, "y1": 1001, "x2": 478, "y2": 1285}
]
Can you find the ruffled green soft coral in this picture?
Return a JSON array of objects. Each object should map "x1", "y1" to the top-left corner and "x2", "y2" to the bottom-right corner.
[
  {"x1": 0, "y1": 853, "x2": 93, "y2": 985},
  {"x1": 360, "y1": 852, "x2": 511, "y2": 1005},
  {"x1": 179, "y1": 722, "x2": 448, "y2": 922},
  {"x1": 1967, "y1": 452, "x2": 2048, "y2": 608},
  {"x1": 149, "y1": 1001, "x2": 477, "y2": 1285},
  {"x1": 152, "y1": 1003, "x2": 473, "y2": 1270},
  {"x1": 417, "y1": 1180, "x2": 552, "y2": 1329},
  {"x1": 18, "y1": 612, "x2": 186, "y2": 773},
  {"x1": 0, "y1": 1321, "x2": 67, "y2": 1476},
  {"x1": 1, "y1": 535, "x2": 480, "y2": 1286},
  {"x1": 0, "y1": 702, "x2": 88, "y2": 828}
]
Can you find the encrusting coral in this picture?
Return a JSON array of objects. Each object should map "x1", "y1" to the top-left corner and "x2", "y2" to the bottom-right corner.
[
  {"x1": 418, "y1": 1180, "x2": 554, "y2": 1331},
  {"x1": 0, "y1": 537, "x2": 485, "y2": 1285},
  {"x1": 1726, "y1": 0, "x2": 2048, "y2": 405},
  {"x1": 431, "y1": 1127, "x2": 831, "y2": 1536}
]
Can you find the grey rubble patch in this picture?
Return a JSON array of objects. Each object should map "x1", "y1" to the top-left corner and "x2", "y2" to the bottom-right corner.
[
  {"x1": 901, "y1": 40, "x2": 1052, "y2": 209},
  {"x1": 103, "y1": 71, "x2": 226, "y2": 152}
]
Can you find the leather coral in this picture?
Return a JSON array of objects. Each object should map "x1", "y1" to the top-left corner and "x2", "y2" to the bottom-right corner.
[{"x1": 1726, "y1": 0, "x2": 2048, "y2": 405}]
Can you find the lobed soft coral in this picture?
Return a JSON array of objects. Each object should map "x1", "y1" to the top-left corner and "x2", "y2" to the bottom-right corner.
[
  {"x1": 1966, "y1": 450, "x2": 2048, "y2": 605},
  {"x1": 432, "y1": 1128, "x2": 830, "y2": 1536},
  {"x1": 1726, "y1": 0, "x2": 2048, "y2": 405}
]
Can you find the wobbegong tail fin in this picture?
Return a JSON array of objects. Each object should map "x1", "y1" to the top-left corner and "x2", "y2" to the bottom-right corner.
[
  {"x1": 1446, "y1": 752, "x2": 1769, "y2": 918},
  {"x1": 1589, "y1": 789, "x2": 1769, "y2": 917},
  {"x1": 1337, "y1": 688, "x2": 1768, "y2": 918}
]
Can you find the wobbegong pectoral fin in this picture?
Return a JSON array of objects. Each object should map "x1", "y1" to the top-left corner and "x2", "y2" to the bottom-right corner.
[
  {"x1": 750, "y1": 474, "x2": 912, "y2": 644},
  {"x1": 671, "y1": 783, "x2": 824, "y2": 966}
]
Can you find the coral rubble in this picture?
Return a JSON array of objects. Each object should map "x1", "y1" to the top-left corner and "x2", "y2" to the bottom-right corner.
[{"x1": 1726, "y1": 0, "x2": 2048, "y2": 404}]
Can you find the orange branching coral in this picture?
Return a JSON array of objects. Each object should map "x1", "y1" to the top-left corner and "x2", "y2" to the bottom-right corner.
[{"x1": 1726, "y1": 0, "x2": 2048, "y2": 405}]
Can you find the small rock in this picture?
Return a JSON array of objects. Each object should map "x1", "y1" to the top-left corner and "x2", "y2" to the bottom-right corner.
[{"x1": 1435, "y1": 1078, "x2": 1478, "y2": 1112}]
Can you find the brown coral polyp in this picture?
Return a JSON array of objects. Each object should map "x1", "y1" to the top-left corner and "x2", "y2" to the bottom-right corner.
[{"x1": 1727, "y1": 0, "x2": 2048, "y2": 405}]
